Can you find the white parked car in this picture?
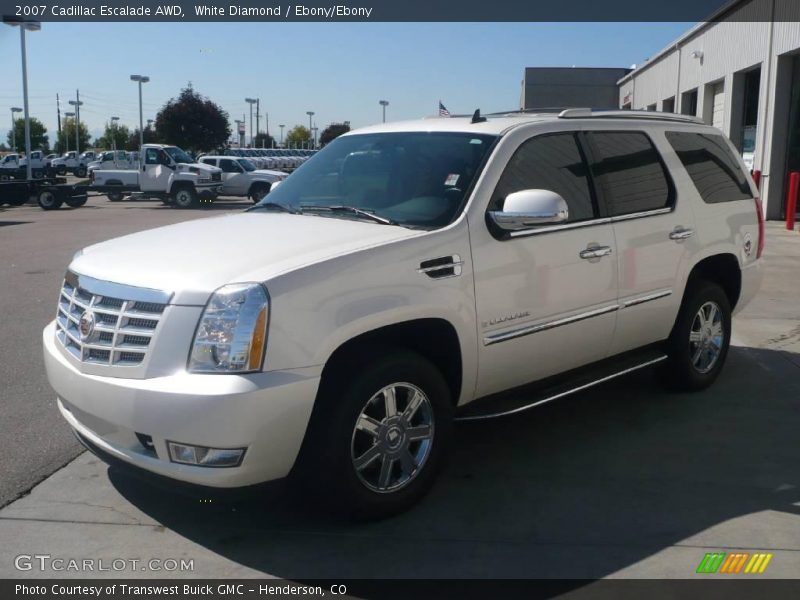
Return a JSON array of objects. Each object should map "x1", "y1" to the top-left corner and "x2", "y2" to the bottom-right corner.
[
  {"x1": 43, "y1": 109, "x2": 763, "y2": 518},
  {"x1": 199, "y1": 156, "x2": 286, "y2": 201}
]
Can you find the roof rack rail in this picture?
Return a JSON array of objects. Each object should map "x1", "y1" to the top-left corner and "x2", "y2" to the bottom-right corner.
[{"x1": 558, "y1": 108, "x2": 704, "y2": 124}]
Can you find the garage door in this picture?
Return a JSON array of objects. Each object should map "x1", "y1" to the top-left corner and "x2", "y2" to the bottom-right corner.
[{"x1": 711, "y1": 82, "x2": 725, "y2": 130}]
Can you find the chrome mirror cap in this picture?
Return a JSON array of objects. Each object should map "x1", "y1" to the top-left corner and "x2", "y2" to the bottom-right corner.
[{"x1": 488, "y1": 189, "x2": 569, "y2": 232}]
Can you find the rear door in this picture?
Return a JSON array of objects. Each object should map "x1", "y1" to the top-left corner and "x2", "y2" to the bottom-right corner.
[{"x1": 582, "y1": 128, "x2": 693, "y2": 354}]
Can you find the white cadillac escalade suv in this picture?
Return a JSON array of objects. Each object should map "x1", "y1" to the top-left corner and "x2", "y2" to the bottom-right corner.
[{"x1": 43, "y1": 109, "x2": 763, "y2": 518}]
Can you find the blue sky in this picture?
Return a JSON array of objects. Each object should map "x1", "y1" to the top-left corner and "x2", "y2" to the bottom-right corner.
[{"x1": 0, "y1": 22, "x2": 692, "y2": 146}]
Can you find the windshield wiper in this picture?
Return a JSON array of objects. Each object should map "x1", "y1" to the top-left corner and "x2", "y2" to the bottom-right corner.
[
  {"x1": 300, "y1": 204, "x2": 397, "y2": 225},
  {"x1": 246, "y1": 201, "x2": 298, "y2": 214}
]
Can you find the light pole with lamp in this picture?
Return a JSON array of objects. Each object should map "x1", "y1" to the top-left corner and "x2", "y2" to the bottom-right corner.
[
  {"x1": 306, "y1": 111, "x2": 314, "y2": 149},
  {"x1": 130, "y1": 75, "x2": 149, "y2": 149},
  {"x1": 110, "y1": 116, "x2": 120, "y2": 165},
  {"x1": 6, "y1": 18, "x2": 41, "y2": 181},
  {"x1": 10, "y1": 107, "x2": 22, "y2": 152},
  {"x1": 279, "y1": 124, "x2": 284, "y2": 147},
  {"x1": 64, "y1": 111, "x2": 74, "y2": 153},
  {"x1": 379, "y1": 99, "x2": 389, "y2": 123},
  {"x1": 245, "y1": 98, "x2": 257, "y2": 147},
  {"x1": 311, "y1": 126, "x2": 318, "y2": 150},
  {"x1": 68, "y1": 97, "x2": 83, "y2": 155}
]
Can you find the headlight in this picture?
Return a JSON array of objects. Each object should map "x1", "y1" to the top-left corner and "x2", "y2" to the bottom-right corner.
[{"x1": 188, "y1": 283, "x2": 269, "y2": 373}]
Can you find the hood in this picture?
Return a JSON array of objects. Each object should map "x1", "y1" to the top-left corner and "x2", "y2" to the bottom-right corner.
[
  {"x1": 252, "y1": 169, "x2": 286, "y2": 180},
  {"x1": 70, "y1": 212, "x2": 419, "y2": 305}
]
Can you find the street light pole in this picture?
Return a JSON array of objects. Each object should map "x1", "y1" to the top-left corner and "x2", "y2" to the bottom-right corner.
[
  {"x1": 379, "y1": 99, "x2": 389, "y2": 123},
  {"x1": 68, "y1": 96, "x2": 83, "y2": 156},
  {"x1": 306, "y1": 111, "x2": 314, "y2": 149},
  {"x1": 7, "y1": 19, "x2": 41, "y2": 180},
  {"x1": 279, "y1": 124, "x2": 285, "y2": 147},
  {"x1": 245, "y1": 98, "x2": 257, "y2": 147},
  {"x1": 110, "y1": 116, "x2": 119, "y2": 165},
  {"x1": 130, "y1": 75, "x2": 150, "y2": 149},
  {"x1": 64, "y1": 111, "x2": 74, "y2": 153},
  {"x1": 10, "y1": 107, "x2": 22, "y2": 152}
]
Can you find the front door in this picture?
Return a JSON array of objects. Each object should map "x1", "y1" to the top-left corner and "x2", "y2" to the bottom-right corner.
[
  {"x1": 469, "y1": 131, "x2": 618, "y2": 398},
  {"x1": 140, "y1": 147, "x2": 172, "y2": 193},
  {"x1": 219, "y1": 158, "x2": 246, "y2": 194}
]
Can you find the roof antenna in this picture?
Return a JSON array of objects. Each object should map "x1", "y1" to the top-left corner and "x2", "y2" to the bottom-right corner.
[{"x1": 471, "y1": 109, "x2": 487, "y2": 124}]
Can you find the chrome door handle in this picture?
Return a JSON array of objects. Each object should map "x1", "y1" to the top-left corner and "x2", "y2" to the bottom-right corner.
[
  {"x1": 669, "y1": 227, "x2": 694, "y2": 240},
  {"x1": 579, "y1": 245, "x2": 613, "y2": 259}
]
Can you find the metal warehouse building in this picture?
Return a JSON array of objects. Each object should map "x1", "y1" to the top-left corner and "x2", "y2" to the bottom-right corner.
[{"x1": 617, "y1": 0, "x2": 800, "y2": 220}]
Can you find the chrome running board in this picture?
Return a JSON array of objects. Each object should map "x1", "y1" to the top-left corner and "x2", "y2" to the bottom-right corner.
[{"x1": 455, "y1": 350, "x2": 668, "y2": 422}]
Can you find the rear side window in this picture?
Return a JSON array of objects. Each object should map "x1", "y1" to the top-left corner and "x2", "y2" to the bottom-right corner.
[
  {"x1": 586, "y1": 132, "x2": 672, "y2": 216},
  {"x1": 491, "y1": 132, "x2": 596, "y2": 223},
  {"x1": 665, "y1": 131, "x2": 753, "y2": 203}
]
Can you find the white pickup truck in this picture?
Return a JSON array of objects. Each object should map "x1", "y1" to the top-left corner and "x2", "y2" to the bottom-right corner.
[
  {"x1": 51, "y1": 151, "x2": 95, "y2": 178},
  {"x1": 199, "y1": 155, "x2": 286, "y2": 201},
  {"x1": 91, "y1": 144, "x2": 222, "y2": 207},
  {"x1": 0, "y1": 151, "x2": 49, "y2": 179}
]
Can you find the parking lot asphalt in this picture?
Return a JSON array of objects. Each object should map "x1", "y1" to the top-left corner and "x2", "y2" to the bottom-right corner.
[{"x1": 1, "y1": 199, "x2": 799, "y2": 580}]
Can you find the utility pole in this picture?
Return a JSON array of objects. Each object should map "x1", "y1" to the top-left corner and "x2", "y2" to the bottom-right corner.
[
  {"x1": 56, "y1": 93, "x2": 61, "y2": 139},
  {"x1": 255, "y1": 98, "x2": 260, "y2": 146}
]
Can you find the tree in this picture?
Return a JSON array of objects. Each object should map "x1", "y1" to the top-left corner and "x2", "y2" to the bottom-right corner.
[
  {"x1": 319, "y1": 122, "x2": 351, "y2": 147},
  {"x1": 7, "y1": 117, "x2": 49, "y2": 152},
  {"x1": 126, "y1": 126, "x2": 160, "y2": 150},
  {"x1": 286, "y1": 125, "x2": 311, "y2": 148},
  {"x1": 253, "y1": 132, "x2": 276, "y2": 149},
  {"x1": 54, "y1": 118, "x2": 91, "y2": 154},
  {"x1": 154, "y1": 84, "x2": 230, "y2": 153},
  {"x1": 97, "y1": 122, "x2": 131, "y2": 150}
]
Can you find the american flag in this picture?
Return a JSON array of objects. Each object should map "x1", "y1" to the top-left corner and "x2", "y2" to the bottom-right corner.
[{"x1": 439, "y1": 101, "x2": 451, "y2": 117}]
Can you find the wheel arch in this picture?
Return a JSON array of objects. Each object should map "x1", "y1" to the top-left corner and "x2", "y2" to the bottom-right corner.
[
  {"x1": 685, "y1": 253, "x2": 742, "y2": 310},
  {"x1": 318, "y1": 318, "x2": 464, "y2": 407}
]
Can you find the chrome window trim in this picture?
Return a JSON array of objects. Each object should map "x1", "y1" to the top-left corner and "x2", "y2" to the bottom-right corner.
[
  {"x1": 65, "y1": 271, "x2": 173, "y2": 305},
  {"x1": 483, "y1": 304, "x2": 619, "y2": 346},
  {"x1": 622, "y1": 289, "x2": 672, "y2": 308},
  {"x1": 506, "y1": 206, "x2": 674, "y2": 239}
]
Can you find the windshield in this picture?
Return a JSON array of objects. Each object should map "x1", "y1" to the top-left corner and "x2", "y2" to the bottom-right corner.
[
  {"x1": 164, "y1": 146, "x2": 194, "y2": 164},
  {"x1": 239, "y1": 159, "x2": 257, "y2": 172},
  {"x1": 256, "y1": 132, "x2": 496, "y2": 228}
]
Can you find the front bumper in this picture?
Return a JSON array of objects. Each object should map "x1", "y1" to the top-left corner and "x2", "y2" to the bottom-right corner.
[
  {"x1": 43, "y1": 321, "x2": 320, "y2": 488},
  {"x1": 198, "y1": 184, "x2": 223, "y2": 199}
]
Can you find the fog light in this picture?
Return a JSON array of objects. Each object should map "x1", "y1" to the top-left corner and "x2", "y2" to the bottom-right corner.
[{"x1": 167, "y1": 441, "x2": 245, "y2": 468}]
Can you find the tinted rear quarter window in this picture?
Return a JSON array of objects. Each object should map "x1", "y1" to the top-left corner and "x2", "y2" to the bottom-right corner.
[
  {"x1": 586, "y1": 131, "x2": 673, "y2": 216},
  {"x1": 665, "y1": 131, "x2": 753, "y2": 203}
]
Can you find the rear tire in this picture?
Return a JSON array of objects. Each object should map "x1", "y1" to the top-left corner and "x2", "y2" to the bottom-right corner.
[
  {"x1": 659, "y1": 281, "x2": 731, "y2": 392},
  {"x1": 172, "y1": 186, "x2": 198, "y2": 209},
  {"x1": 75, "y1": 166, "x2": 87, "y2": 178},
  {"x1": 107, "y1": 191, "x2": 124, "y2": 202},
  {"x1": 37, "y1": 189, "x2": 63, "y2": 210},
  {"x1": 295, "y1": 349, "x2": 453, "y2": 520}
]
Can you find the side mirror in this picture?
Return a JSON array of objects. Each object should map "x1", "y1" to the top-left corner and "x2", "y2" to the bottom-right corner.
[{"x1": 488, "y1": 189, "x2": 569, "y2": 232}]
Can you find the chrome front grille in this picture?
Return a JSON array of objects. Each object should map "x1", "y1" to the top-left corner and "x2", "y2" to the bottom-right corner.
[{"x1": 55, "y1": 273, "x2": 168, "y2": 366}]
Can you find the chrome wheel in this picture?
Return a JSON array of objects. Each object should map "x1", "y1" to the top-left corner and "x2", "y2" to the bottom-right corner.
[
  {"x1": 689, "y1": 301, "x2": 724, "y2": 374},
  {"x1": 350, "y1": 382, "x2": 434, "y2": 493}
]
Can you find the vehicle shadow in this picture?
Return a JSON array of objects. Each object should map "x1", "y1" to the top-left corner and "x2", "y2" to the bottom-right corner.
[{"x1": 108, "y1": 345, "x2": 800, "y2": 582}]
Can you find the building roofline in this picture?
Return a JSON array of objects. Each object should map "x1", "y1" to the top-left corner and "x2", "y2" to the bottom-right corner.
[{"x1": 617, "y1": 0, "x2": 747, "y2": 86}]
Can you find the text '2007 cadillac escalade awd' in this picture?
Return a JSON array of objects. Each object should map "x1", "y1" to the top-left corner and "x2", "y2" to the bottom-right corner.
[{"x1": 43, "y1": 109, "x2": 763, "y2": 518}]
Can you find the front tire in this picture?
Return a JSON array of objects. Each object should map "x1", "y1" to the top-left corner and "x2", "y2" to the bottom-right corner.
[
  {"x1": 660, "y1": 281, "x2": 731, "y2": 391},
  {"x1": 249, "y1": 183, "x2": 270, "y2": 203},
  {"x1": 171, "y1": 186, "x2": 198, "y2": 209},
  {"x1": 74, "y1": 166, "x2": 87, "y2": 178},
  {"x1": 296, "y1": 350, "x2": 453, "y2": 520}
]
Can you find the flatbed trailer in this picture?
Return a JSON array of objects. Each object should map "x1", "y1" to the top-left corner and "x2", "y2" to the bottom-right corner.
[{"x1": 0, "y1": 177, "x2": 89, "y2": 210}]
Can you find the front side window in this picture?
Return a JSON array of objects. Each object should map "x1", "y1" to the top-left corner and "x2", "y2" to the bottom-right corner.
[
  {"x1": 144, "y1": 148, "x2": 159, "y2": 165},
  {"x1": 239, "y1": 159, "x2": 256, "y2": 172},
  {"x1": 490, "y1": 132, "x2": 596, "y2": 223},
  {"x1": 163, "y1": 146, "x2": 194, "y2": 164},
  {"x1": 259, "y1": 132, "x2": 496, "y2": 229},
  {"x1": 586, "y1": 131, "x2": 672, "y2": 216},
  {"x1": 665, "y1": 131, "x2": 753, "y2": 203},
  {"x1": 219, "y1": 159, "x2": 240, "y2": 173}
]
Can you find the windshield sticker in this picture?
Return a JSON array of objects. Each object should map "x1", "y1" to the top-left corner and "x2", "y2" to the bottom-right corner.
[{"x1": 445, "y1": 174, "x2": 460, "y2": 186}]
